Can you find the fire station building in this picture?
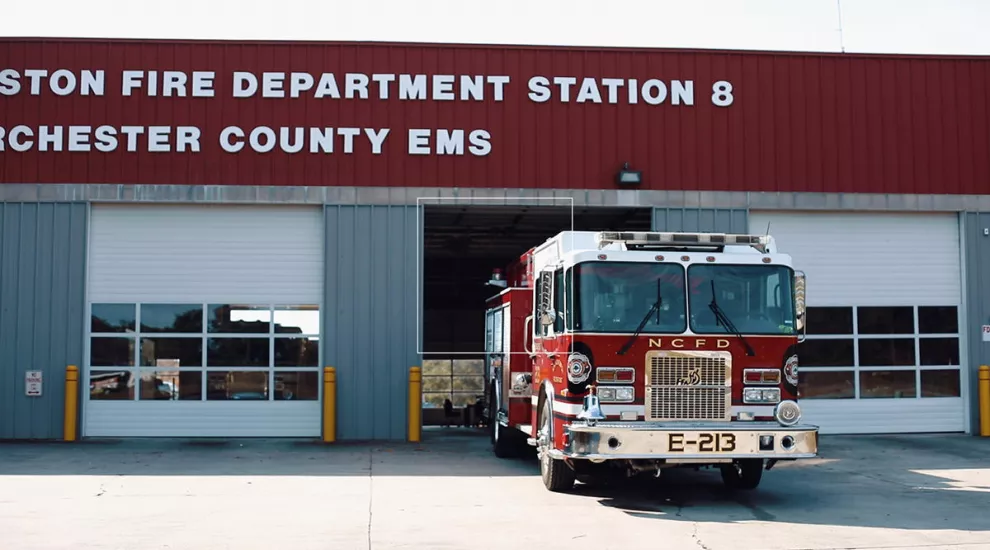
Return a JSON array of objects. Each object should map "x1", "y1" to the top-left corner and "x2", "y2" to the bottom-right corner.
[{"x1": 1, "y1": 37, "x2": 988, "y2": 441}]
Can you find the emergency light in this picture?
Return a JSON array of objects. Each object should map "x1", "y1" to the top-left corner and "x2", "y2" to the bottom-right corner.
[{"x1": 595, "y1": 231, "x2": 772, "y2": 252}]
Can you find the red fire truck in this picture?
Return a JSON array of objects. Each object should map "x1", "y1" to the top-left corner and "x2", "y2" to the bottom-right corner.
[{"x1": 483, "y1": 230, "x2": 818, "y2": 492}]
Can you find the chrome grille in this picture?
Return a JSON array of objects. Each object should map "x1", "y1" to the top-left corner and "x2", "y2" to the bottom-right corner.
[{"x1": 645, "y1": 351, "x2": 731, "y2": 421}]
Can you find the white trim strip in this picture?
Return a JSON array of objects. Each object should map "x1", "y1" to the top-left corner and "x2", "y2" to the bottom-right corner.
[
  {"x1": 5, "y1": 184, "x2": 990, "y2": 211},
  {"x1": 551, "y1": 401, "x2": 585, "y2": 415}
]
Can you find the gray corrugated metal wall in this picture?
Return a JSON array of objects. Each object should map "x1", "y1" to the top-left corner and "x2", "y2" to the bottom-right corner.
[
  {"x1": 324, "y1": 205, "x2": 421, "y2": 440},
  {"x1": 964, "y1": 212, "x2": 990, "y2": 435},
  {"x1": 0, "y1": 202, "x2": 87, "y2": 440},
  {"x1": 652, "y1": 208, "x2": 749, "y2": 233}
]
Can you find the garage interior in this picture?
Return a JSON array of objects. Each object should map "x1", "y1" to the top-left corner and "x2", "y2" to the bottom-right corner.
[{"x1": 420, "y1": 204, "x2": 653, "y2": 427}]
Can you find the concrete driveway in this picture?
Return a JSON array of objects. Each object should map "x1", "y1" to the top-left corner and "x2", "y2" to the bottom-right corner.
[{"x1": 1, "y1": 428, "x2": 989, "y2": 550}]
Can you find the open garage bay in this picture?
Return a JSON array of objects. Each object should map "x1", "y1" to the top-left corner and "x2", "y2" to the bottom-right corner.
[{"x1": 420, "y1": 204, "x2": 652, "y2": 425}]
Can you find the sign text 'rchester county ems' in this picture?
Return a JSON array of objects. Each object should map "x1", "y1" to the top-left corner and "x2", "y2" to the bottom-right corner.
[{"x1": 0, "y1": 69, "x2": 736, "y2": 157}]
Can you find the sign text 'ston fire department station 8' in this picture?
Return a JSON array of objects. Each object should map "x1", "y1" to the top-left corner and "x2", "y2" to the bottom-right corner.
[
  {"x1": 483, "y1": 230, "x2": 818, "y2": 492},
  {"x1": 0, "y1": 68, "x2": 733, "y2": 157}
]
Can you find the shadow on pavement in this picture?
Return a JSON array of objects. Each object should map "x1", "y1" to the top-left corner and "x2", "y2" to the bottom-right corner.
[
  {"x1": 0, "y1": 426, "x2": 539, "y2": 477},
  {"x1": 576, "y1": 433, "x2": 990, "y2": 534}
]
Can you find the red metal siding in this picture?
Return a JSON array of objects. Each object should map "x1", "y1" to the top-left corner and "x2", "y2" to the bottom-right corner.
[{"x1": 1, "y1": 38, "x2": 988, "y2": 194}]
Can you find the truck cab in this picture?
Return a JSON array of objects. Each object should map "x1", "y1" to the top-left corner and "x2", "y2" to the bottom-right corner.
[{"x1": 484, "y1": 230, "x2": 818, "y2": 492}]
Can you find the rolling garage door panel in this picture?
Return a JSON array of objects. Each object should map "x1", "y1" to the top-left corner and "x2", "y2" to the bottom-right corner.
[
  {"x1": 85, "y1": 205, "x2": 323, "y2": 438},
  {"x1": 800, "y1": 398, "x2": 964, "y2": 435},
  {"x1": 749, "y1": 212, "x2": 961, "y2": 306},
  {"x1": 84, "y1": 402, "x2": 320, "y2": 437},
  {"x1": 89, "y1": 204, "x2": 323, "y2": 303},
  {"x1": 749, "y1": 211, "x2": 965, "y2": 435}
]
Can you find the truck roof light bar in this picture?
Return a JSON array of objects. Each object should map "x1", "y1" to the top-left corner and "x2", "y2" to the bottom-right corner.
[{"x1": 596, "y1": 231, "x2": 771, "y2": 253}]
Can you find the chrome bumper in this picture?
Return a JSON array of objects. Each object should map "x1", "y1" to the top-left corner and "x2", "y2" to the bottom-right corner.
[{"x1": 556, "y1": 421, "x2": 819, "y2": 461}]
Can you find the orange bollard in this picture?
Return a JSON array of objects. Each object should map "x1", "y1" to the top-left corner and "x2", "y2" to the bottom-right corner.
[
  {"x1": 64, "y1": 365, "x2": 78, "y2": 441},
  {"x1": 979, "y1": 365, "x2": 989, "y2": 437},
  {"x1": 409, "y1": 366, "x2": 422, "y2": 442},
  {"x1": 323, "y1": 366, "x2": 336, "y2": 443}
]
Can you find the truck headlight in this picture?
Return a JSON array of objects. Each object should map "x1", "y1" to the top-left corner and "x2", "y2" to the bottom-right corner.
[
  {"x1": 598, "y1": 386, "x2": 634, "y2": 403},
  {"x1": 743, "y1": 387, "x2": 781, "y2": 404},
  {"x1": 775, "y1": 400, "x2": 802, "y2": 426},
  {"x1": 614, "y1": 387, "x2": 634, "y2": 402}
]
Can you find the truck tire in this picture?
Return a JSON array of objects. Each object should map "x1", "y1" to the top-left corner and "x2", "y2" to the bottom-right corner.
[
  {"x1": 720, "y1": 459, "x2": 763, "y2": 490},
  {"x1": 538, "y1": 403, "x2": 575, "y2": 492},
  {"x1": 491, "y1": 388, "x2": 520, "y2": 458}
]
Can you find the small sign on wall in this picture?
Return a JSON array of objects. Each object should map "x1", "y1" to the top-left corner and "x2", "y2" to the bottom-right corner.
[
  {"x1": 983, "y1": 325, "x2": 990, "y2": 343},
  {"x1": 25, "y1": 371, "x2": 42, "y2": 397}
]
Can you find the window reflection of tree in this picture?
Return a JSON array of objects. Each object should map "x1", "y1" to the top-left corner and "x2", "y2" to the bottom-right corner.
[
  {"x1": 207, "y1": 338, "x2": 269, "y2": 367},
  {"x1": 141, "y1": 308, "x2": 203, "y2": 333},
  {"x1": 91, "y1": 338, "x2": 134, "y2": 367}
]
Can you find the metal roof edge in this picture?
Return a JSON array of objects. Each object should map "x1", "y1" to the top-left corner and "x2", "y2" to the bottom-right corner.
[{"x1": 2, "y1": 36, "x2": 989, "y2": 61}]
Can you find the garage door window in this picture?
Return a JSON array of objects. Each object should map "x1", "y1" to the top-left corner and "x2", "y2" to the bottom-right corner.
[
  {"x1": 88, "y1": 303, "x2": 321, "y2": 401},
  {"x1": 798, "y1": 305, "x2": 961, "y2": 400}
]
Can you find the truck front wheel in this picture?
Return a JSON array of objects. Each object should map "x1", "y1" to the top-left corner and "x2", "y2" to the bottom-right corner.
[
  {"x1": 720, "y1": 459, "x2": 764, "y2": 490},
  {"x1": 537, "y1": 402, "x2": 575, "y2": 492}
]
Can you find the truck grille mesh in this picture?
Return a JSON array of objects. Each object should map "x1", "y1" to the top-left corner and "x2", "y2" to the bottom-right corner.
[{"x1": 646, "y1": 354, "x2": 730, "y2": 421}]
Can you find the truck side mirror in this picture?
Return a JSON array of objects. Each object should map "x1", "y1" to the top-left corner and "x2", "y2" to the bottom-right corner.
[
  {"x1": 794, "y1": 270, "x2": 806, "y2": 342},
  {"x1": 539, "y1": 307, "x2": 556, "y2": 327}
]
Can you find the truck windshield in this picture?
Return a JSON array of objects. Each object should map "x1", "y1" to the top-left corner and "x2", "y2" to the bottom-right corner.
[
  {"x1": 568, "y1": 261, "x2": 686, "y2": 333},
  {"x1": 687, "y1": 264, "x2": 796, "y2": 336}
]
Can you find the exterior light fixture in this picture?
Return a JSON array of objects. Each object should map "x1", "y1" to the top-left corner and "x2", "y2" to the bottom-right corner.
[{"x1": 615, "y1": 162, "x2": 642, "y2": 186}]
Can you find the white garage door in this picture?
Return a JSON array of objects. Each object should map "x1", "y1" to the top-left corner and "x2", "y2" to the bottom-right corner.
[
  {"x1": 749, "y1": 211, "x2": 967, "y2": 435},
  {"x1": 84, "y1": 204, "x2": 324, "y2": 437}
]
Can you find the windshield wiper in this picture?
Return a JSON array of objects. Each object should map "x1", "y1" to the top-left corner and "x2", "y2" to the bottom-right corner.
[
  {"x1": 708, "y1": 280, "x2": 755, "y2": 356},
  {"x1": 618, "y1": 278, "x2": 662, "y2": 356}
]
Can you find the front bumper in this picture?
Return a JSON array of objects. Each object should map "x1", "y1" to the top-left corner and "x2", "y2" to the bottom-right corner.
[{"x1": 557, "y1": 421, "x2": 818, "y2": 461}]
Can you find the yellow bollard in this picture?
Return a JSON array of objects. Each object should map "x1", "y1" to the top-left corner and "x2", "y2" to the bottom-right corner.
[
  {"x1": 408, "y1": 366, "x2": 422, "y2": 443},
  {"x1": 980, "y1": 365, "x2": 990, "y2": 437},
  {"x1": 64, "y1": 365, "x2": 78, "y2": 442},
  {"x1": 322, "y1": 366, "x2": 336, "y2": 443}
]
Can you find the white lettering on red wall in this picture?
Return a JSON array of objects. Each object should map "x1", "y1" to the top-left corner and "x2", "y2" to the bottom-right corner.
[{"x1": 0, "y1": 68, "x2": 733, "y2": 156}]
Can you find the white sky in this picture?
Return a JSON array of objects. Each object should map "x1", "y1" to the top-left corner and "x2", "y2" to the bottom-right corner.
[{"x1": 3, "y1": 0, "x2": 989, "y2": 55}]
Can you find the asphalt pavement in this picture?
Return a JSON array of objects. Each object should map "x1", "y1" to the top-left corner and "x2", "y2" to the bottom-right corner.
[{"x1": 1, "y1": 428, "x2": 989, "y2": 550}]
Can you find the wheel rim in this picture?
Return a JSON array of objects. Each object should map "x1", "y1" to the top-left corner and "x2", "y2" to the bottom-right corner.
[{"x1": 538, "y1": 406, "x2": 551, "y2": 475}]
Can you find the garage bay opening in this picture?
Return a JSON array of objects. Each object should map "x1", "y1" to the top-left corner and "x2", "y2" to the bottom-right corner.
[{"x1": 420, "y1": 203, "x2": 652, "y2": 436}]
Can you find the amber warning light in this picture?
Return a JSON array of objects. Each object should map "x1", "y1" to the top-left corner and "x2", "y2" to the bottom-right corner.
[
  {"x1": 744, "y1": 368, "x2": 781, "y2": 385},
  {"x1": 596, "y1": 367, "x2": 635, "y2": 384}
]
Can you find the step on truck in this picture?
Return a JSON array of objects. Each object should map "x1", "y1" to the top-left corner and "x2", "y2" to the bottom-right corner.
[{"x1": 483, "y1": 230, "x2": 818, "y2": 492}]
